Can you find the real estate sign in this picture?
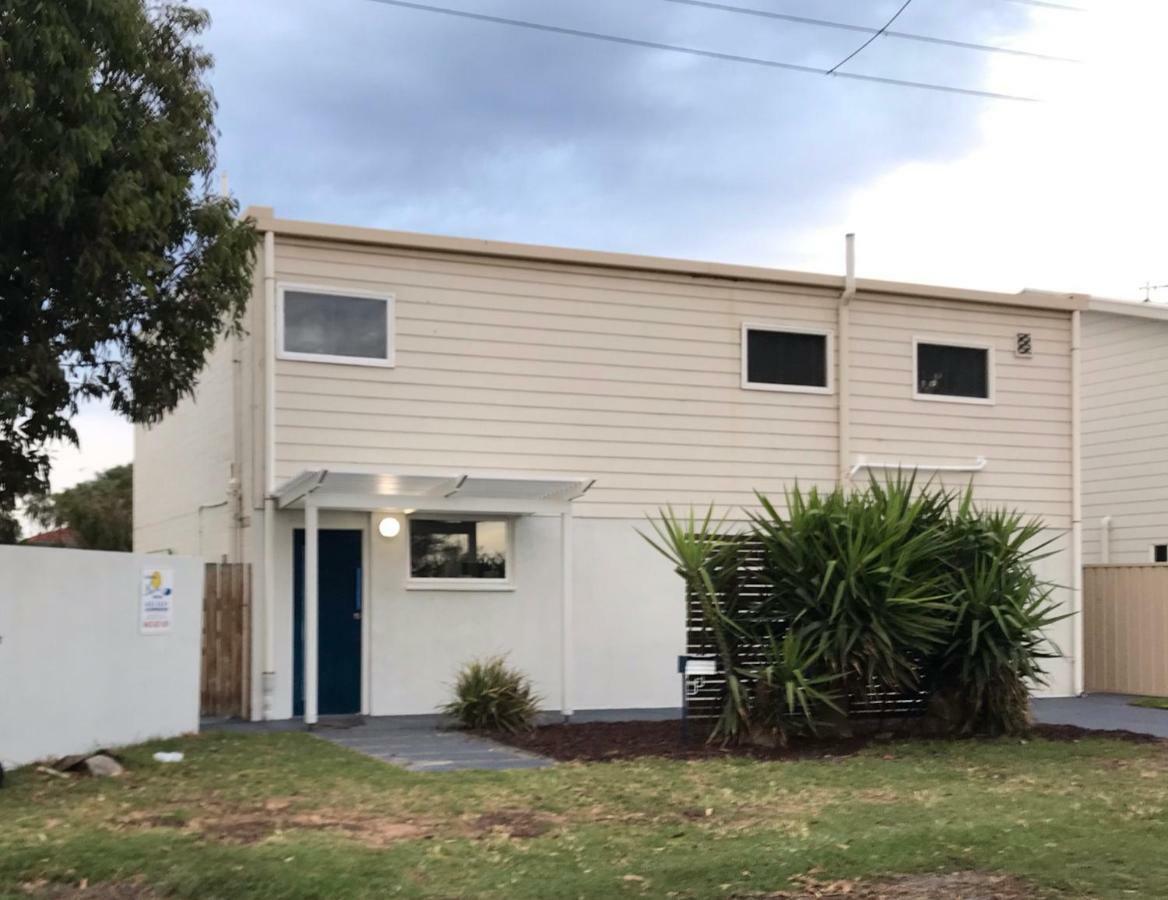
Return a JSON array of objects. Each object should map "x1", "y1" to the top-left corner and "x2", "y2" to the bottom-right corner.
[{"x1": 140, "y1": 567, "x2": 174, "y2": 634}]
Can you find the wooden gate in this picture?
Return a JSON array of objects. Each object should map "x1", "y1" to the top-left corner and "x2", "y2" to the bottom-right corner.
[
  {"x1": 201, "y1": 563, "x2": 251, "y2": 719},
  {"x1": 1084, "y1": 565, "x2": 1168, "y2": 697}
]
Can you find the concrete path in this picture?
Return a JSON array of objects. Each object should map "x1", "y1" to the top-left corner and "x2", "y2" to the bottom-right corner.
[
  {"x1": 203, "y1": 715, "x2": 552, "y2": 772},
  {"x1": 1032, "y1": 694, "x2": 1168, "y2": 738}
]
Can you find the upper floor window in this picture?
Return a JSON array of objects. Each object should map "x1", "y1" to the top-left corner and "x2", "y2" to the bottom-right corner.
[
  {"x1": 278, "y1": 285, "x2": 395, "y2": 366},
  {"x1": 913, "y1": 339, "x2": 993, "y2": 404},
  {"x1": 741, "y1": 324, "x2": 832, "y2": 394}
]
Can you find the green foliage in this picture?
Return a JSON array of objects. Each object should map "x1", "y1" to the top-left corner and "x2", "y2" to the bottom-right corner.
[
  {"x1": 0, "y1": 1, "x2": 260, "y2": 519},
  {"x1": 26, "y1": 464, "x2": 132, "y2": 551},
  {"x1": 442, "y1": 656, "x2": 542, "y2": 733},
  {"x1": 639, "y1": 507, "x2": 752, "y2": 742},
  {"x1": 645, "y1": 476, "x2": 1065, "y2": 741},
  {"x1": 749, "y1": 630, "x2": 842, "y2": 745}
]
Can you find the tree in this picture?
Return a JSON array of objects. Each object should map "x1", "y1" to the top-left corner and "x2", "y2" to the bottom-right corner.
[
  {"x1": 0, "y1": 1, "x2": 259, "y2": 524},
  {"x1": 27, "y1": 464, "x2": 133, "y2": 551}
]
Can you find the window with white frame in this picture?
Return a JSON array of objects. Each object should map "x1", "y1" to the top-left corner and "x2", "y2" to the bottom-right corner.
[
  {"x1": 741, "y1": 325, "x2": 831, "y2": 393},
  {"x1": 914, "y1": 340, "x2": 992, "y2": 402},
  {"x1": 409, "y1": 519, "x2": 510, "y2": 581},
  {"x1": 279, "y1": 286, "x2": 394, "y2": 365},
  {"x1": 1153, "y1": 544, "x2": 1168, "y2": 564}
]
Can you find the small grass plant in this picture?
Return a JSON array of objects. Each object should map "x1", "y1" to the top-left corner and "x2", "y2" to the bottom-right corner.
[{"x1": 442, "y1": 655, "x2": 541, "y2": 733}]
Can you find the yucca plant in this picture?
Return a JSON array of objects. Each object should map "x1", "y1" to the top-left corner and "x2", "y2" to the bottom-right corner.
[
  {"x1": 748, "y1": 629, "x2": 842, "y2": 746},
  {"x1": 441, "y1": 656, "x2": 542, "y2": 733},
  {"x1": 640, "y1": 506, "x2": 751, "y2": 743},
  {"x1": 930, "y1": 504, "x2": 1066, "y2": 735},
  {"x1": 749, "y1": 475, "x2": 955, "y2": 704}
]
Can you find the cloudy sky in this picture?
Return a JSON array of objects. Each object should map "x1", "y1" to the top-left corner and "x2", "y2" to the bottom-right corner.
[{"x1": 43, "y1": 0, "x2": 1168, "y2": 510}]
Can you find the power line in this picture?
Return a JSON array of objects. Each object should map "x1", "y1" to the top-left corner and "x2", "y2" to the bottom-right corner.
[
  {"x1": 662, "y1": 0, "x2": 1080, "y2": 63},
  {"x1": 363, "y1": 0, "x2": 1039, "y2": 102},
  {"x1": 828, "y1": 0, "x2": 915, "y2": 75}
]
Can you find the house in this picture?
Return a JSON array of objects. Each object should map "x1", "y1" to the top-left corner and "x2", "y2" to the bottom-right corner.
[
  {"x1": 1081, "y1": 300, "x2": 1168, "y2": 565},
  {"x1": 21, "y1": 526, "x2": 81, "y2": 548},
  {"x1": 136, "y1": 207, "x2": 1101, "y2": 723}
]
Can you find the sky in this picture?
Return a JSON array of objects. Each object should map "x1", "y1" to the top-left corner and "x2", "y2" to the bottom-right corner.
[{"x1": 35, "y1": 0, "x2": 1168, "y2": 518}]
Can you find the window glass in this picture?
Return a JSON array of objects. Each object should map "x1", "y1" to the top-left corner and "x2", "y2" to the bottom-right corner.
[
  {"x1": 1154, "y1": 544, "x2": 1168, "y2": 564},
  {"x1": 283, "y1": 290, "x2": 389, "y2": 361},
  {"x1": 916, "y1": 343, "x2": 990, "y2": 399},
  {"x1": 745, "y1": 329, "x2": 828, "y2": 389},
  {"x1": 410, "y1": 519, "x2": 508, "y2": 579}
]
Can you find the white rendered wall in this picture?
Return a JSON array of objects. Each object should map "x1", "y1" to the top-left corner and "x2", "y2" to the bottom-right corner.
[
  {"x1": 267, "y1": 511, "x2": 685, "y2": 718},
  {"x1": 0, "y1": 547, "x2": 204, "y2": 769}
]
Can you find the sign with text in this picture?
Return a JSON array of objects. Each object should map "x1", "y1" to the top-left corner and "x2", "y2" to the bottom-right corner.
[{"x1": 140, "y1": 567, "x2": 174, "y2": 634}]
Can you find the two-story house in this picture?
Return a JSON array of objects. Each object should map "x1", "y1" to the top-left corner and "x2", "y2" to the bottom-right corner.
[{"x1": 136, "y1": 207, "x2": 1099, "y2": 723}]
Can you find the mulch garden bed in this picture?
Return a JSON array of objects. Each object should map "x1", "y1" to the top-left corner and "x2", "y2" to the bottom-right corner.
[{"x1": 489, "y1": 719, "x2": 1164, "y2": 763}]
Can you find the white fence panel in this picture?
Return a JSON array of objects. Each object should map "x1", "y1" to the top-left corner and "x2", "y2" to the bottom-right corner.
[{"x1": 0, "y1": 546, "x2": 204, "y2": 768}]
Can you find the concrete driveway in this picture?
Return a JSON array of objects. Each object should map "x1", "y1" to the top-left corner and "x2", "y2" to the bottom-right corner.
[{"x1": 1033, "y1": 694, "x2": 1168, "y2": 738}]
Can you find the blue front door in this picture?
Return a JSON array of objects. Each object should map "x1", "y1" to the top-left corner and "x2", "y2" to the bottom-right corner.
[{"x1": 293, "y1": 529, "x2": 363, "y2": 716}]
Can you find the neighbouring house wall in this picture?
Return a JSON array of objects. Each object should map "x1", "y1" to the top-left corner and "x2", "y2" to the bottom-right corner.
[
  {"x1": 133, "y1": 338, "x2": 239, "y2": 558},
  {"x1": 1081, "y1": 311, "x2": 1168, "y2": 564},
  {"x1": 0, "y1": 547, "x2": 203, "y2": 768}
]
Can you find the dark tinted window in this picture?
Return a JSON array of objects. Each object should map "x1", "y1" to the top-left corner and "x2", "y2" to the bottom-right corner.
[
  {"x1": 745, "y1": 329, "x2": 828, "y2": 389},
  {"x1": 916, "y1": 343, "x2": 989, "y2": 399},
  {"x1": 283, "y1": 290, "x2": 389, "y2": 360},
  {"x1": 410, "y1": 520, "x2": 508, "y2": 579},
  {"x1": 1155, "y1": 545, "x2": 1168, "y2": 563}
]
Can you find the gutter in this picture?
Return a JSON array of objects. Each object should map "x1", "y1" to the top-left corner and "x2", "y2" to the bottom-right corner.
[
  {"x1": 261, "y1": 229, "x2": 277, "y2": 719},
  {"x1": 838, "y1": 233, "x2": 856, "y2": 487},
  {"x1": 1070, "y1": 310, "x2": 1084, "y2": 696}
]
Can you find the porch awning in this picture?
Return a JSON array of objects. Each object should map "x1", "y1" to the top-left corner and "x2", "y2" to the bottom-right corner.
[{"x1": 274, "y1": 470, "x2": 594, "y2": 515}]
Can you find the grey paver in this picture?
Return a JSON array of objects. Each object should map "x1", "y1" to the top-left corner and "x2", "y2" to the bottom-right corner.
[
  {"x1": 203, "y1": 715, "x2": 553, "y2": 771},
  {"x1": 1032, "y1": 693, "x2": 1168, "y2": 738}
]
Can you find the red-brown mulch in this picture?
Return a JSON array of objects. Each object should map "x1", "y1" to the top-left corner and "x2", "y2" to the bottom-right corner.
[{"x1": 488, "y1": 719, "x2": 1165, "y2": 763}]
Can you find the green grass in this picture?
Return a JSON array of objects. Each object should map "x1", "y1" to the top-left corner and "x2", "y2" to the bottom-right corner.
[
  {"x1": 1129, "y1": 696, "x2": 1168, "y2": 711},
  {"x1": 2, "y1": 732, "x2": 1168, "y2": 898}
]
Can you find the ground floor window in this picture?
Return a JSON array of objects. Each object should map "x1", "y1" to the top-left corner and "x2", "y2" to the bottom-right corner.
[{"x1": 409, "y1": 518, "x2": 510, "y2": 581}]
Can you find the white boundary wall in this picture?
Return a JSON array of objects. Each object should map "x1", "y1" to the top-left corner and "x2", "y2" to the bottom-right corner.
[{"x1": 0, "y1": 547, "x2": 204, "y2": 769}]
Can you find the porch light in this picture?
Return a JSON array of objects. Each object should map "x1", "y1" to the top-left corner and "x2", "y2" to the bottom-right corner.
[{"x1": 378, "y1": 516, "x2": 402, "y2": 539}]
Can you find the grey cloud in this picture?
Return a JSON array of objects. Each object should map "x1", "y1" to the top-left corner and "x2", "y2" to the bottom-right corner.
[{"x1": 201, "y1": 0, "x2": 1036, "y2": 263}]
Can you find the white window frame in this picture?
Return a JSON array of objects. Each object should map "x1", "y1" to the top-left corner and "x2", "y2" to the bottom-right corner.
[
  {"x1": 1151, "y1": 543, "x2": 1168, "y2": 564},
  {"x1": 912, "y1": 336, "x2": 995, "y2": 406},
  {"x1": 277, "y1": 282, "x2": 396, "y2": 367},
  {"x1": 740, "y1": 323, "x2": 834, "y2": 395},
  {"x1": 405, "y1": 516, "x2": 516, "y2": 592}
]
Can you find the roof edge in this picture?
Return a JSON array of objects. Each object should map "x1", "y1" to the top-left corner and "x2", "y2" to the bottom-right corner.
[{"x1": 243, "y1": 206, "x2": 1087, "y2": 314}]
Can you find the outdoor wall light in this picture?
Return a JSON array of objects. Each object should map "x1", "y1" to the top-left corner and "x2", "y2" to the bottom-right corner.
[{"x1": 378, "y1": 516, "x2": 402, "y2": 539}]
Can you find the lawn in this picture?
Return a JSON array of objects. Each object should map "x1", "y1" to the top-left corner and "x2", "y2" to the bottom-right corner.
[
  {"x1": 3, "y1": 731, "x2": 1168, "y2": 898},
  {"x1": 1130, "y1": 696, "x2": 1168, "y2": 711}
]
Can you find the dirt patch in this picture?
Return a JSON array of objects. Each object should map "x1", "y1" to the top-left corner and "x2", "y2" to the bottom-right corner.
[
  {"x1": 20, "y1": 879, "x2": 160, "y2": 898},
  {"x1": 754, "y1": 871, "x2": 1038, "y2": 899},
  {"x1": 472, "y1": 808, "x2": 560, "y2": 838},
  {"x1": 114, "y1": 806, "x2": 431, "y2": 847},
  {"x1": 491, "y1": 720, "x2": 874, "y2": 763}
]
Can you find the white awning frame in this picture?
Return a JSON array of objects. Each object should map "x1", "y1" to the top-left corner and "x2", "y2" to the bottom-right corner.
[{"x1": 275, "y1": 469, "x2": 595, "y2": 516}]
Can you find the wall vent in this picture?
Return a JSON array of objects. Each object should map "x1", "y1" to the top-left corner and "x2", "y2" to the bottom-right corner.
[{"x1": 1015, "y1": 333, "x2": 1033, "y2": 358}]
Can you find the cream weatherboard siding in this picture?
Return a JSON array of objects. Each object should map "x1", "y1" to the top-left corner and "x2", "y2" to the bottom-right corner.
[
  {"x1": 269, "y1": 237, "x2": 842, "y2": 520},
  {"x1": 848, "y1": 296, "x2": 1073, "y2": 527},
  {"x1": 1081, "y1": 310, "x2": 1168, "y2": 564}
]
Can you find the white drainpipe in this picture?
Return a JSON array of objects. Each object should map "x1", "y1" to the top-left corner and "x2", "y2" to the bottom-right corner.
[
  {"x1": 838, "y1": 233, "x2": 856, "y2": 487},
  {"x1": 1071, "y1": 309, "x2": 1084, "y2": 696},
  {"x1": 261, "y1": 229, "x2": 277, "y2": 719},
  {"x1": 1100, "y1": 516, "x2": 1112, "y2": 565}
]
